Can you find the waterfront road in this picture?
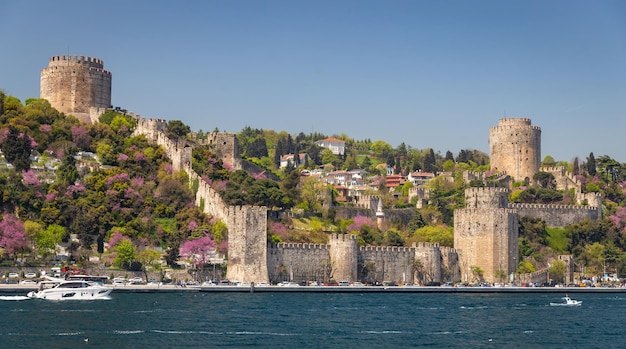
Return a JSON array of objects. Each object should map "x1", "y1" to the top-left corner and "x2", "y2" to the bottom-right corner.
[{"x1": 2, "y1": 283, "x2": 625, "y2": 294}]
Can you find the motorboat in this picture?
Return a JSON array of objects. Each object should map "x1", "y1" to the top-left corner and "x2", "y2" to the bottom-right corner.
[
  {"x1": 550, "y1": 294, "x2": 582, "y2": 306},
  {"x1": 27, "y1": 280, "x2": 112, "y2": 300}
]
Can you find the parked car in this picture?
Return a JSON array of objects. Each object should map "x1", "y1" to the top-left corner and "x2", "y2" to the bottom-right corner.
[
  {"x1": 20, "y1": 280, "x2": 37, "y2": 285},
  {"x1": 128, "y1": 277, "x2": 144, "y2": 285},
  {"x1": 24, "y1": 272, "x2": 37, "y2": 278},
  {"x1": 8, "y1": 273, "x2": 19, "y2": 279}
]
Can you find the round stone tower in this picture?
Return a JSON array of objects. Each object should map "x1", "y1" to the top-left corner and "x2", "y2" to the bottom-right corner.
[
  {"x1": 40, "y1": 55, "x2": 112, "y2": 124},
  {"x1": 489, "y1": 118, "x2": 541, "y2": 183}
]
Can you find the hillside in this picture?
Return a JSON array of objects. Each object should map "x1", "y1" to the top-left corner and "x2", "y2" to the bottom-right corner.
[{"x1": 1, "y1": 91, "x2": 626, "y2": 281}]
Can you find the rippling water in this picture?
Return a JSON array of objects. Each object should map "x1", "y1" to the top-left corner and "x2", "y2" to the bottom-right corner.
[{"x1": 1, "y1": 291, "x2": 625, "y2": 348}]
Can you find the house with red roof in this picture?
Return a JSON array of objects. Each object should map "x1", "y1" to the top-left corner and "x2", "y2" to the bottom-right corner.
[{"x1": 314, "y1": 137, "x2": 345, "y2": 155}]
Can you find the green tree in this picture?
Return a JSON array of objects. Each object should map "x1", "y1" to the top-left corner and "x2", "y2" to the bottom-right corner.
[
  {"x1": 165, "y1": 120, "x2": 191, "y2": 139},
  {"x1": 423, "y1": 148, "x2": 436, "y2": 173},
  {"x1": 1, "y1": 125, "x2": 33, "y2": 172},
  {"x1": 548, "y1": 260, "x2": 566, "y2": 284},
  {"x1": 36, "y1": 224, "x2": 66, "y2": 254},
  {"x1": 533, "y1": 171, "x2": 556, "y2": 189},
  {"x1": 586, "y1": 152, "x2": 596, "y2": 176},
  {"x1": 412, "y1": 225, "x2": 453, "y2": 246},
  {"x1": 113, "y1": 239, "x2": 137, "y2": 270},
  {"x1": 136, "y1": 249, "x2": 163, "y2": 281},
  {"x1": 57, "y1": 154, "x2": 80, "y2": 185},
  {"x1": 470, "y1": 265, "x2": 484, "y2": 283},
  {"x1": 370, "y1": 140, "x2": 392, "y2": 159},
  {"x1": 516, "y1": 260, "x2": 536, "y2": 274}
]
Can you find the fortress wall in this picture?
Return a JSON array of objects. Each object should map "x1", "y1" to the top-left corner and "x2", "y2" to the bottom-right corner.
[
  {"x1": 413, "y1": 242, "x2": 442, "y2": 283},
  {"x1": 510, "y1": 203, "x2": 599, "y2": 227},
  {"x1": 267, "y1": 243, "x2": 330, "y2": 283},
  {"x1": 329, "y1": 234, "x2": 358, "y2": 282},
  {"x1": 225, "y1": 206, "x2": 268, "y2": 283},
  {"x1": 193, "y1": 132, "x2": 240, "y2": 168},
  {"x1": 134, "y1": 117, "x2": 268, "y2": 283},
  {"x1": 354, "y1": 195, "x2": 379, "y2": 209},
  {"x1": 133, "y1": 118, "x2": 191, "y2": 171},
  {"x1": 334, "y1": 206, "x2": 373, "y2": 220},
  {"x1": 185, "y1": 165, "x2": 229, "y2": 221},
  {"x1": 440, "y1": 246, "x2": 461, "y2": 282},
  {"x1": 359, "y1": 245, "x2": 416, "y2": 284},
  {"x1": 464, "y1": 187, "x2": 509, "y2": 209},
  {"x1": 454, "y1": 208, "x2": 518, "y2": 282}
]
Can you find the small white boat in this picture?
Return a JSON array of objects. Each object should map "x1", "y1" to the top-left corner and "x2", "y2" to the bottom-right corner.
[
  {"x1": 550, "y1": 294, "x2": 582, "y2": 306},
  {"x1": 27, "y1": 280, "x2": 112, "y2": 300}
]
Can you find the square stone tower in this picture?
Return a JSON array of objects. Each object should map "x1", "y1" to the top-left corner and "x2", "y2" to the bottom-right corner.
[{"x1": 454, "y1": 187, "x2": 519, "y2": 283}]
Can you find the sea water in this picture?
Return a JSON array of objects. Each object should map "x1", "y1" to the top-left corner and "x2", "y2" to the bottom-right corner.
[{"x1": 0, "y1": 291, "x2": 625, "y2": 348}]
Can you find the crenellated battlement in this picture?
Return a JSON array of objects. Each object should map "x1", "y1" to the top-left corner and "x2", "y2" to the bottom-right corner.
[
  {"x1": 466, "y1": 187, "x2": 509, "y2": 195},
  {"x1": 48, "y1": 55, "x2": 105, "y2": 67},
  {"x1": 498, "y1": 117, "x2": 532, "y2": 125},
  {"x1": 329, "y1": 233, "x2": 358, "y2": 243},
  {"x1": 508, "y1": 203, "x2": 598, "y2": 211},
  {"x1": 273, "y1": 242, "x2": 329, "y2": 251},
  {"x1": 489, "y1": 124, "x2": 542, "y2": 133},
  {"x1": 361, "y1": 245, "x2": 414, "y2": 253},
  {"x1": 413, "y1": 241, "x2": 441, "y2": 249}
]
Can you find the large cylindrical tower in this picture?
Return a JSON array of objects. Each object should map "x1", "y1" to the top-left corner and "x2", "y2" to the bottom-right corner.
[
  {"x1": 489, "y1": 118, "x2": 541, "y2": 182},
  {"x1": 40, "y1": 55, "x2": 112, "y2": 124}
]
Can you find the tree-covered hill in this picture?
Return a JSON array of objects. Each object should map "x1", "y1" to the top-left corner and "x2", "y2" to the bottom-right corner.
[{"x1": 0, "y1": 92, "x2": 222, "y2": 275}]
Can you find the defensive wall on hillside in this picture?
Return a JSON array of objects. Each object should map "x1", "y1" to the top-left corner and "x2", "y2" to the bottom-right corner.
[
  {"x1": 133, "y1": 117, "x2": 269, "y2": 283},
  {"x1": 510, "y1": 203, "x2": 599, "y2": 227}
]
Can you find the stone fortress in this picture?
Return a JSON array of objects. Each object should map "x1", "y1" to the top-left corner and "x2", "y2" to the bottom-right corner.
[
  {"x1": 40, "y1": 55, "x2": 112, "y2": 124},
  {"x1": 454, "y1": 118, "x2": 601, "y2": 283},
  {"x1": 40, "y1": 55, "x2": 600, "y2": 285}
]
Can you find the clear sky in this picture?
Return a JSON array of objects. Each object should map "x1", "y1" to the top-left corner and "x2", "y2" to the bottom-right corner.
[{"x1": 1, "y1": 1, "x2": 625, "y2": 162}]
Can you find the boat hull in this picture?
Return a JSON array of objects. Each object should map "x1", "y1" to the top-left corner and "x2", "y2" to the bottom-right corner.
[
  {"x1": 27, "y1": 287, "x2": 112, "y2": 300},
  {"x1": 549, "y1": 301, "x2": 582, "y2": 306}
]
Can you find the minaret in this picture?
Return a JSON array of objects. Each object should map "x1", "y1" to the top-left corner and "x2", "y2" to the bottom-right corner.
[{"x1": 375, "y1": 198, "x2": 385, "y2": 230}]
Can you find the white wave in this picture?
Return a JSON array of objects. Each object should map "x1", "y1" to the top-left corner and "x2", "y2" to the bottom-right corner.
[
  {"x1": 113, "y1": 330, "x2": 145, "y2": 334},
  {"x1": 152, "y1": 330, "x2": 195, "y2": 334},
  {"x1": 231, "y1": 331, "x2": 300, "y2": 336},
  {"x1": 426, "y1": 330, "x2": 469, "y2": 335},
  {"x1": 362, "y1": 330, "x2": 404, "y2": 334},
  {"x1": 56, "y1": 332, "x2": 82, "y2": 336},
  {"x1": 0, "y1": 296, "x2": 30, "y2": 301}
]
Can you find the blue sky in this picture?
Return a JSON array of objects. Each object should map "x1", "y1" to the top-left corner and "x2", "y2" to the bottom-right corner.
[{"x1": 1, "y1": 1, "x2": 625, "y2": 162}]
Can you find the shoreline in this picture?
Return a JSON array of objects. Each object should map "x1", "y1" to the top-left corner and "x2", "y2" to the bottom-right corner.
[{"x1": 1, "y1": 283, "x2": 625, "y2": 294}]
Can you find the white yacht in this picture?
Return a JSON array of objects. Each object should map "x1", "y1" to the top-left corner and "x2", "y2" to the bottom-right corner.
[{"x1": 27, "y1": 280, "x2": 112, "y2": 300}]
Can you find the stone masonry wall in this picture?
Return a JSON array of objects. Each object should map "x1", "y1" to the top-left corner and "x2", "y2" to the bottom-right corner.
[
  {"x1": 510, "y1": 203, "x2": 599, "y2": 227},
  {"x1": 40, "y1": 55, "x2": 111, "y2": 124},
  {"x1": 489, "y1": 118, "x2": 541, "y2": 182},
  {"x1": 267, "y1": 243, "x2": 331, "y2": 283}
]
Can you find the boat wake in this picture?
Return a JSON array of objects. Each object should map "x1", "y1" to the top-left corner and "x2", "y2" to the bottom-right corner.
[{"x1": 0, "y1": 296, "x2": 30, "y2": 301}]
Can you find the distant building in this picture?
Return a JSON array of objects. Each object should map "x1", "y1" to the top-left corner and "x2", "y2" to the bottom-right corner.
[
  {"x1": 407, "y1": 171, "x2": 435, "y2": 186},
  {"x1": 315, "y1": 137, "x2": 345, "y2": 155},
  {"x1": 280, "y1": 153, "x2": 308, "y2": 168}
]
